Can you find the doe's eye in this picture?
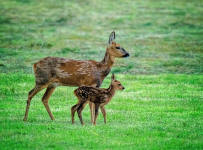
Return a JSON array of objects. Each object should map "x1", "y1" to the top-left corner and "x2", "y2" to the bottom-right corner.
[{"x1": 116, "y1": 46, "x2": 120, "y2": 49}]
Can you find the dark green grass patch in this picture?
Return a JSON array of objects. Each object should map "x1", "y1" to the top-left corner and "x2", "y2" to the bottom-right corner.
[
  {"x1": 0, "y1": 73, "x2": 202, "y2": 149},
  {"x1": 0, "y1": 0, "x2": 202, "y2": 74}
]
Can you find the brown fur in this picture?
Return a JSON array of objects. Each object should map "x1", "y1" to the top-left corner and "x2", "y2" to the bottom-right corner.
[
  {"x1": 71, "y1": 74, "x2": 124, "y2": 125},
  {"x1": 23, "y1": 31, "x2": 129, "y2": 122}
]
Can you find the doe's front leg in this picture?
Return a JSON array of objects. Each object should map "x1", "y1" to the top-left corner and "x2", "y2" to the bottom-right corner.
[
  {"x1": 93, "y1": 103, "x2": 100, "y2": 125},
  {"x1": 89, "y1": 102, "x2": 95, "y2": 124}
]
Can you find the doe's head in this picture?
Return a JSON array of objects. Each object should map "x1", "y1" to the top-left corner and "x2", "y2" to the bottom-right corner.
[
  {"x1": 107, "y1": 31, "x2": 130, "y2": 58},
  {"x1": 111, "y1": 74, "x2": 125, "y2": 90}
]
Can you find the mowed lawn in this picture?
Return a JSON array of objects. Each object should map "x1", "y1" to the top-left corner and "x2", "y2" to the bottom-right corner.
[{"x1": 0, "y1": 73, "x2": 202, "y2": 149}]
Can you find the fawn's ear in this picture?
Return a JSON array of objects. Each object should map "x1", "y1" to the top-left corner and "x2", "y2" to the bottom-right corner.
[
  {"x1": 111, "y1": 73, "x2": 115, "y2": 80},
  {"x1": 108, "y1": 31, "x2": 116, "y2": 45}
]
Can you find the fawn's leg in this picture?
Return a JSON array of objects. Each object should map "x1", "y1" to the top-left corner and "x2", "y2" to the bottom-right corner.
[
  {"x1": 93, "y1": 104, "x2": 100, "y2": 125},
  {"x1": 71, "y1": 103, "x2": 80, "y2": 124},
  {"x1": 42, "y1": 86, "x2": 56, "y2": 120},
  {"x1": 91, "y1": 103, "x2": 95, "y2": 125},
  {"x1": 77, "y1": 102, "x2": 87, "y2": 125},
  {"x1": 90, "y1": 83, "x2": 101, "y2": 124},
  {"x1": 100, "y1": 106, "x2": 106, "y2": 124},
  {"x1": 23, "y1": 86, "x2": 44, "y2": 121}
]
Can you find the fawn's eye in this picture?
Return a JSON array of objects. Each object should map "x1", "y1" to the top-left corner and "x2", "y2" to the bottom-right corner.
[
  {"x1": 118, "y1": 83, "x2": 121, "y2": 86},
  {"x1": 116, "y1": 46, "x2": 120, "y2": 49}
]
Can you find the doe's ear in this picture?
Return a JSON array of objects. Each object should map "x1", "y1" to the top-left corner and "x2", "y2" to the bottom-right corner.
[
  {"x1": 108, "y1": 31, "x2": 116, "y2": 45},
  {"x1": 111, "y1": 73, "x2": 115, "y2": 80}
]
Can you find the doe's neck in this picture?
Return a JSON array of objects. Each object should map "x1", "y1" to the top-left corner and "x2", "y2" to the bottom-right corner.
[{"x1": 101, "y1": 48, "x2": 115, "y2": 68}]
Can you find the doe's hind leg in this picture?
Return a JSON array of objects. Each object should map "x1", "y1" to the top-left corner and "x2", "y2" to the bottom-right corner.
[
  {"x1": 23, "y1": 85, "x2": 45, "y2": 121},
  {"x1": 42, "y1": 86, "x2": 56, "y2": 120}
]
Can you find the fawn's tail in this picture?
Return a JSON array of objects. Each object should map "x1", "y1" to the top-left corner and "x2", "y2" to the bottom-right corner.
[{"x1": 74, "y1": 89, "x2": 79, "y2": 97}]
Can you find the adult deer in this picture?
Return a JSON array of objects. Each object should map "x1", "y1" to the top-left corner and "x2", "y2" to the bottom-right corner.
[{"x1": 23, "y1": 31, "x2": 129, "y2": 122}]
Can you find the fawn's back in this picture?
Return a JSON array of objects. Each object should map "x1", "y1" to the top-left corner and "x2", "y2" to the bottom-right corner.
[{"x1": 74, "y1": 86, "x2": 109, "y2": 104}]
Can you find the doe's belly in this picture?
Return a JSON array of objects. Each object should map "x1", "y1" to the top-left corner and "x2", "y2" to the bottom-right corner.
[{"x1": 54, "y1": 59, "x2": 100, "y2": 87}]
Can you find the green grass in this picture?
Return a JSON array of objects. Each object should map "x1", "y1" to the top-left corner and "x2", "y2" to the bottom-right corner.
[
  {"x1": 0, "y1": 0, "x2": 202, "y2": 74},
  {"x1": 0, "y1": 73, "x2": 202, "y2": 149},
  {"x1": 0, "y1": 0, "x2": 203, "y2": 149}
]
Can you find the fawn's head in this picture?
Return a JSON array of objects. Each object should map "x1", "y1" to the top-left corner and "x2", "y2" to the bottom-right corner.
[
  {"x1": 107, "y1": 31, "x2": 130, "y2": 58},
  {"x1": 111, "y1": 74, "x2": 125, "y2": 90}
]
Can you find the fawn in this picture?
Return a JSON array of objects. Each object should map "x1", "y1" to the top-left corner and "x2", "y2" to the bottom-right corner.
[
  {"x1": 71, "y1": 74, "x2": 124, "y2": 125},
  {"x1": 23, "y1": 31, "x2": 129, "y2": 122}
]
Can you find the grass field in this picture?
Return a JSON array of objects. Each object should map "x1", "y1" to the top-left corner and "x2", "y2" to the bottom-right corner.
[
  {"x1": 0, "y1": 0, "x2": 203, "y2": 149},
  {"x1": 0, "y1": 73, "x2": 202, "y2": 149},
  {"x1": 0, "y1": 0, "x2": 202, "y2": 74}
]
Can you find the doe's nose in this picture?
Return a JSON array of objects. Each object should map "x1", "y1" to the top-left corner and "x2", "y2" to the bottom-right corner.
[{"x1": 123, "y1": 52, "x2": 129, "y2": 57}]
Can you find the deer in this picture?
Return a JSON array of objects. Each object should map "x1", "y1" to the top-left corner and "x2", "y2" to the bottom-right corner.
[
  {"x1": 71, "y1": 74, "x2": 125, "y2": 125},
  {"x1": 23, "y1": 31, "x2": 129, "y2": 122}
]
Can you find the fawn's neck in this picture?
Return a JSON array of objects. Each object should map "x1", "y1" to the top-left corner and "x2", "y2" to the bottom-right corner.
[{"x1": 106, "y1": 84, "x2": 116, "y2": 102}]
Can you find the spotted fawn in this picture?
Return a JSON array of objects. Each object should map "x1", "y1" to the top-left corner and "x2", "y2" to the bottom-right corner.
[{"x1": 71, "y1": 74, "x2": 125, "y2": 125}]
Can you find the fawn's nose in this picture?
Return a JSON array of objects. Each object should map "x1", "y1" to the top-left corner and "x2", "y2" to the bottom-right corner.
[{"x1": 122, "y1": 87, "x2": 125, "y2": 90}]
